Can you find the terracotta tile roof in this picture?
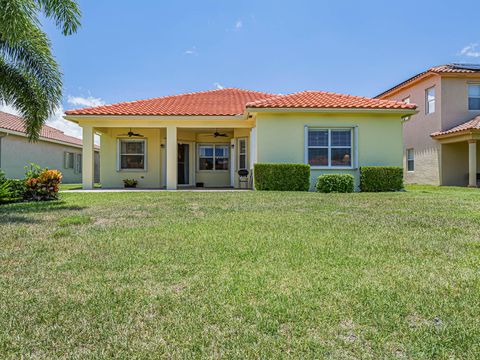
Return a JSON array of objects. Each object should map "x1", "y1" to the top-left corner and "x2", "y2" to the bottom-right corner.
[
  {"x1": 431, "y1": 116, "x2": 480, "y2": 137},
  {"x1": 377, "y1": 63, "x2": 480, "y2": 99},
  {"x1": 0, "y1": 111, "x2": 93, "y2": 148},
  {"x1": 246, "y1": 91, "x2": 416, "y2": 110},
  {"x1": 65, "y1": 88, "x2": 276, "y2": 116}
]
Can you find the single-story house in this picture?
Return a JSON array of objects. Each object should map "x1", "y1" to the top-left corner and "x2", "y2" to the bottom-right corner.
[
  {"x1": 0, "y1": 111, "x2": 100, "y2": 183},
  {"x1": 64, "y1": 88, "x2": 417, "y2": 190}
]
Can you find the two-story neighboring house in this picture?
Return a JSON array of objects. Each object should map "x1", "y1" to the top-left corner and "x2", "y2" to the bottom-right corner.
[{"x1": 377, "y1": 64, "x2": 480, "y2": 187}]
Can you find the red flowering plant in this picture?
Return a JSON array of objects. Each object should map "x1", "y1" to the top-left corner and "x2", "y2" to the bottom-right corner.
[{"x1": 24, "y1": 164, "x2": 62, "y2": 201}]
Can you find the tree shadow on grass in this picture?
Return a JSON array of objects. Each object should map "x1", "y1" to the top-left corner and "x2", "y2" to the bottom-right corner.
[{"x1": 0, "y1": 200, "x2": 88, "y2": 224}]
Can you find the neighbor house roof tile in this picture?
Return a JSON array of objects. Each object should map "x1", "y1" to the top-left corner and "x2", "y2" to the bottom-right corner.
[
  {"x1": 246, "y1": 91, "x2": 416, "y2": 110},
  {"x1": 377, "y1": 64, "x2": 480, "y2": 99},
  {"x1": 64, "y1": 88, "x2": 276, "y2": 116},
  {"x1": 431, "y1": 116, "x2": 480, "y2": 137},
  {"x1": 0, "y1": 111, "x2": 93, "y2": 148}
]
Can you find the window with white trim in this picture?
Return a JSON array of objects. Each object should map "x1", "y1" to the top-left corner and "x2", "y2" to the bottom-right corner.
[
  {"x1": 238, "y1": 138, "x2": 247, "y2": 170},
  {"x1": 426, "y1": 87, "x2": 435, "y2": 114},
  {"x1": 118, "y1": 139, "x2": 146, "y2": 170},
  {"x1": 64, "y1": 152, "x2": 74, "y2": 169},
  {"x1": 75, "y1": 154, "x2": 82, "y2": 173},
  {"x1": 198, "y1": 144, "x2": 229, "y2": 171},
  {"x1": 307, "y1": 128, "x2": 352, "y2": 167},
  {"x1": 468, "y1": 84, "x2": 480, "y2": 110},
  {"x1": 407, "y1": 148, "x2": 414, "y2": 172}
]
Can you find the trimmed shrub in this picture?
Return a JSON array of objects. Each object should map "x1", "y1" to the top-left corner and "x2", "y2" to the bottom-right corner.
[
  {"x1": 316, "y1": 174, "x2": 354, "y2": 193},
  {"x1": 254, "y1": 163, "x2": 310, "y2": 191},
  {"x1": 360, "y1": 166, "x2": 403, "y2": 192},
  {"x1": 0, "y1": 171, "x2": 25, "y2": 203},
  {"x1": 25, "y1": 169, "x2": 63, "y2": 201}
]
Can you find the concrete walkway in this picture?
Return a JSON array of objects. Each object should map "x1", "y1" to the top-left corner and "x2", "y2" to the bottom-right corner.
[{"x1": 62, "y1": 188, "x2": 251, "y2": 193}]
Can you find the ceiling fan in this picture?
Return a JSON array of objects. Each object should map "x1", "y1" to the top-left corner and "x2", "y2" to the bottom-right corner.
[
  {"x1": 202, "y1": 130, "x2": 229, "y2": 138},
  {"x1": 119, "y1": 128, "x2": 144, "y2": 137}
]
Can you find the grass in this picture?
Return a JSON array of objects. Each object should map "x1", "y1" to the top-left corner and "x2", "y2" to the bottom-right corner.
[{"x1": 1, "y1": 186, "x2": 480, "y2": 358}]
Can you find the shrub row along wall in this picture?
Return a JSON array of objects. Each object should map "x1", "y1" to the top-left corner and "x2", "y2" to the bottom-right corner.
[
  {"x1": 360, "y1": 166, "x2": 403, "y2": 192},
  {"x1": 253, "y1": 163, "x2": 404, "y2": 192},
  {"x1": 254, "y1": 163, "x2": 310, "y2": 191}
]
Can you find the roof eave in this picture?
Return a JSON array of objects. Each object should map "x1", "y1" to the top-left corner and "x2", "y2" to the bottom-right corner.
[
  {"x1": 246, "y1": 107, "x2": 418, "y2": 115},
  {"x1": 0, "y1": 127, "x2": 95, "y2": 149},
  {"x1": 64, "y1": 114, "x2": 248, "y2": 122}
]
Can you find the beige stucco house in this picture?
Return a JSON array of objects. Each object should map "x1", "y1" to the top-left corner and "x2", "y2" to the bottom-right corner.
[
  {"x1": 377, "y1": 64, "x2": 480, "y2": 187},
  {"x1": 0, "y1": 111, "x2": 100, "y2": 183},
  {"x1": 64, "y1": 88, "x2": 416, "y2": 190}
]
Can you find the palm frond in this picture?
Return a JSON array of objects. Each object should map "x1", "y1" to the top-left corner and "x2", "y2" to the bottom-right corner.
[
  {"x1": 35, "y1": 0, "x2": 81, "y2": 35},
  {"x1": 0, "y1": 58, "x2": 52, "y2": 141}
]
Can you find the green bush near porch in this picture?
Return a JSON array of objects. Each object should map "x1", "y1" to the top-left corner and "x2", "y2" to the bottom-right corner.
[
  {"x1": 254, "y1": 163, "x2": 310, "y2": 191},
  {"x1": 360, "y1": 166, "x2": 404, "y2": 192},
  {"x1": 316, "y1": 174, "x2": 354, "y2": 193}
]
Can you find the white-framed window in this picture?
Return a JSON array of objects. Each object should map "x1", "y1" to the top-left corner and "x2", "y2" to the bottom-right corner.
[
  {"x1": 64, "y1": 152, "x2": 74, "y2": 169},
  {"x1": 403, "y1": 96, "x2": 411, "y2": 121},
  {"x1": 426, "y1": 87, "x2": 435, "y2": 114},
  {"x1": 117, "y1": 139, "x2": 146, "y2": 171},
  {"x1": 237, "y1": 138, "x2": 248, "y2": 170},
  {"x1": 407, "y1": 148, "x2": 414, "y2": 172},
  {"x1": 306, "y1": 128, "x2": 353, "y2": 168},
  {"x1": 198, "y1": 144, "x2": 229, "y2": 171},
  {"x1": 468, "y1": 84, "x2": 480, "y2": 110},
  {"x1": 75, "y1": 154, "x2": 82, "y2": 174}
]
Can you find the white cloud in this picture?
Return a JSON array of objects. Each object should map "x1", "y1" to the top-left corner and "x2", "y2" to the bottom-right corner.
[
  {"x1": 213, "y1": 82, "x2": 224, "y2": 90},
  {"x1": 1, "y1": 97, "x2": 101, "y2": 145},
  {"x1": 67, "y1": 95, "x2": 105, "y2": 108},
  {"x1": 0, "y1": 102, "x2": 21, "y2": 116},
  {"x1": 459, "y1": 43, "x2": 480, "y2": 57},
  {"x1": 235, "y1": 20, "x2": 243, "y2": 30},
  {"x1": 184, "y1": 46, "x2": 198, "y2": 56}
]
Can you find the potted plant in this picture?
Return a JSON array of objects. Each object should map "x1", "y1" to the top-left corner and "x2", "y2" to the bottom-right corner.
[{"x1": 123, "y1": 178, "x2": 138, "y2": 188}]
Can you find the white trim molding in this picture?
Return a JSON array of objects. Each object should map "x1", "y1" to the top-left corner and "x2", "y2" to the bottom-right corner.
[{"x1": 304, "y1": 125, "x2": 358, "y2": 170}]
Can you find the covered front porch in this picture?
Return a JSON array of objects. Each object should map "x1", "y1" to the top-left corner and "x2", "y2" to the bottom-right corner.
[
  {"x1": 432, "y1": 118, "x2": 480, "y2": 187},
  {"x1": 80, "y1": 122, "x2": 256, "y2": 190}
]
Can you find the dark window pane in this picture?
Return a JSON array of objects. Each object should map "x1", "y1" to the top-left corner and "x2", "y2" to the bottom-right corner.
[
  {"x1": 308, "y1": 130, "x2": 328, "y2": 146},
  {"x1": 469, "y1": 98, "x2": 480, "y2": 110},
  {"x1": 407, "y1": 160, "x2": 414, "y2": 172},
  {"x1": 469, "y1": 85, "x2": 480, "y2": 97},
  {"x1": 199, "y1": 157, "x2": 214, "y2": 170},
  {"x1": 239, "y1": 154, "x2": 246, "y2": 169},
  {"x1": 121, "y1": 141, "x2": 144, "y2": 154},
  {"x1": 121, "y1": 155, "x2": 144, "y2": 169},
  {"x1": 215, "y1": 146, "x2": 228, "y2": 157},
  {"x1": 331, "y1": 148, "x2": 351, "y2": 166},
  {"x1": 215, "y1": 158, "x2": 229, "y2": 170},
  {"x1": 199, "y1": 146, "x2": 213, "y2": 157},
  {"x1": 331, "y1": 130, "x2": 351, "y2": 146},
  {"x1": 308, "y1": 148, "x2": 328, "y2": 166}
]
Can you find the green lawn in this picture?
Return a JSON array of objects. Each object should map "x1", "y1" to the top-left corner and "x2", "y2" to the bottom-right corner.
[{"x1": 1, "y1": 187, "x2": 480, "y2": 358}]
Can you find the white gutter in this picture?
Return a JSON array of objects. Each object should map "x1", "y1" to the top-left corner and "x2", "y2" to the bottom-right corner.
[{"x1": 246, "y1": 107, "x2": 418, "y2": 115}]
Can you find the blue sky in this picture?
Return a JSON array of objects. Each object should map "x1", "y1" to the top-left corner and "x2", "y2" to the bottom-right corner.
[{"x1": 3, "y1": 0, "x2": 480, "y2": 137}]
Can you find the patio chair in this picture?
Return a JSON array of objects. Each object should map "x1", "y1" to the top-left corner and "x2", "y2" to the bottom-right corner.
[{"x1": 238, "y1": 169, "x2": 250, "y2": 189}]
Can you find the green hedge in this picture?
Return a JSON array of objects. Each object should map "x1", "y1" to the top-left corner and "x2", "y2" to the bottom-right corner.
[
  {"x1": 360, "y1": 166, "x2": 404, "y2": 192},
  {"x1": 254, "y1": 163, "x2": 310, "y2": 191},
  {"x1": 316, "y1": 174, "x2": 354, "y2": 193}
]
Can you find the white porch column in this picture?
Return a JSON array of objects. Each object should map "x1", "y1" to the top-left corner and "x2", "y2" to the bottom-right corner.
[
  {"x1": 166, "y1": 125, "x2": 177, "y2": 190},
  {"x1": 468, "y1": 139, "x2": 477, "y2": 187},
  {"x1": 82, "y1": 125, "x2": 94, "y2": 190}
]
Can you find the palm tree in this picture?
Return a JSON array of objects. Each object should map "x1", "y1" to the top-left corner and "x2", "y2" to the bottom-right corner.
[{"x1": 0, "y1": 0, "x2": 81, "y2": 140}]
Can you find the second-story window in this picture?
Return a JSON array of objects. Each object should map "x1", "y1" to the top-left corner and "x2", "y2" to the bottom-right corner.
[
  {"x1": 468, "y1": 84, "x2": 480, "y2": 110},
  {"x1": 426, "y1": 87, "x2": 435, "y2": 114}
]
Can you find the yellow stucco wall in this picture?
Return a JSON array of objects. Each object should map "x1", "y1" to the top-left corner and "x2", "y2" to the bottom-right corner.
[
  {"x1": 100, "y1": 128, "x2": 162, "y2": 188},
  {"x1": 255, "y1": 112, "x2": 404, "y2": 190},
  {"x1": 98, "y1": 127, "x2": 250, "y2": 188}
]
